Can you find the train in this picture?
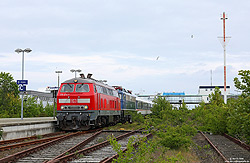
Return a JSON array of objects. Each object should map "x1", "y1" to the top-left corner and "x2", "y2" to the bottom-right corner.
[
  {"x1": 56, "y1": 74, "x2": 152, "y2": 130},
  {"x1": 114, "y1": 86, "x2": 152, "y2": 115}
]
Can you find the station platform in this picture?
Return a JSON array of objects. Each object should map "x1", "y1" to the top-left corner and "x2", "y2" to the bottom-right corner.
[{"x1": 0, "y1": 117, "x2": 57, "y2": 141}]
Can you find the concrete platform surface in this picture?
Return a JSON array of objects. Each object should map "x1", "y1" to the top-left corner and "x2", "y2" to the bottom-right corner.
[
  {"x1": 0, "y1": 117, "x2": 57, "y2": 140},
  {"x1": 0, "y1": 117, "x2": 57, "y2": 127}
]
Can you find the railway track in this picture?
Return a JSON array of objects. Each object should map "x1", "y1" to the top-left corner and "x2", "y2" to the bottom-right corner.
[
  {"x1": 200, "y1": 131, "x2": 250, "y2": 162},
  {"x1": 0, "y1": 133, "x2": 67, "y2": 152},
  {"x1": 0, "y1": 132, "x2": 65, "y2": 146},
  {"x1": 0, "y1": 129, "x2": 149, "y2": 163},
  {"x1": 0, "y1": 130, "x2": 91, "y2": 162},
  {"x1": 49, "y1": 129, "x2": 150, "y2": 163},
  {"x1": 0, "y1": 132, "x2": 68, "y2": 159}
]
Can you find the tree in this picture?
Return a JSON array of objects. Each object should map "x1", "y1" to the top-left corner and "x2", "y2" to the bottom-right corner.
[
  {"x1": 151, "y1": 96, "x2": 172, "y2": 119},
  {"x1": 0, "y1": 72, "x2": 20, "y2": 117},
  {"x1": 234, "y1": 70, "x2": 250, "y2": 96},
  {"x1": 208, "y1": 87, "x2": 224, "y2": 106},
  {"x1": 227, "y1": 70, "x2": 250, "y2": 143},
  {"x1": 0, "y1": 72, "x2": 19, "y2": 96}
]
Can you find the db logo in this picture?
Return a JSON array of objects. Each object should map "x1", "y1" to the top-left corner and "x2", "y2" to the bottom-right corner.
[{"x1": 70, "y1": 99, "x2": 77, "y2": 103}]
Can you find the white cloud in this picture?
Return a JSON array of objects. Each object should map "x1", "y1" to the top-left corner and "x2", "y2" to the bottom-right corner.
[{"x1": 1, "y1": 0, "x2": 250, "y2": 95}]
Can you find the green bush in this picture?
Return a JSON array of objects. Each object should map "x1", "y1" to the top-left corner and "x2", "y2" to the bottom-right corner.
[
  {"x1": 227, "y1": 96, "x2": 250, "y2": 143},
  {"x1": 157, "y1": 126, "x2": 192, "y2": 149}
]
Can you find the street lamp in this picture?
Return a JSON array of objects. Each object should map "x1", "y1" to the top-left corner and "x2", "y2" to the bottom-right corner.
[
  {"x1": 15, "y1": 48, "x2": 32, "y2": 120},
  {"x1": 53, "y1": 70, "x2": 62, "y2": 120},
  {"x1": 55, "y1": 70, "x2": 62, "y2": 89},
  {"x1": 70, "y1": 69, "x2": 81, "y2": 78}
]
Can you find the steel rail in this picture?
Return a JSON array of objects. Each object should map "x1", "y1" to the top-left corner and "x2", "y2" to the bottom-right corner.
[
  {"x1": 0, "y1": 134, "x2": 66, "y2": 151},
  {"x1": 199, "y1": 131, "x2": 229, "y2": 162},
  {"x1": 223, "y1": 133, "x2": 250, "y2": 151},
  {"x1": 49, "y1": 130, "x2": 139, "y2": 163},
  {"x1": 100, "y1": 133, "x2": 152, "y2": 163},
  {"x1": 0, "y1": 132, "x2": 65, "y2": 146},
  {"x1": 46, "y1": 130, "x2": 103, "y2": 163},
  {"x1": 0, "y1": 131, "x2": 85, "y2": 163}
]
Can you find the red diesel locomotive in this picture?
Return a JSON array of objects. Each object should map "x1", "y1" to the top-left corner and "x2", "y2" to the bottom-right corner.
[{"x1": 56, "y1": 74, "x2": 131, "y2": 130}]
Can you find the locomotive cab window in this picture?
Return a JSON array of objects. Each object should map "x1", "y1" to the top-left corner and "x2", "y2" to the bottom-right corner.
[
  {"x1": 76, "y1": 84, "x2": 89, "y2": 92},
  {"x1": 60, "y1": 84, "x2": 74, "y2": 92}
]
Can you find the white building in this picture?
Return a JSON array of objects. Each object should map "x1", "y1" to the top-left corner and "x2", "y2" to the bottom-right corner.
[
  {"x1": 19, "y1": 90, "x2": 54, "y2": 106},
  {"x1": 198, "y1": 86, "x2": 230, "y2": 103}
]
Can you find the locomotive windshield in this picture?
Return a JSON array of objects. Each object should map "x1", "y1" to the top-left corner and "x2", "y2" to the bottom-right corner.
[
  {"x1": 76, "y1": 84, "x2": 89, "y2": 92},
  {"x1": 60, "y1": 84, "x2": 74, "y2": 92}
]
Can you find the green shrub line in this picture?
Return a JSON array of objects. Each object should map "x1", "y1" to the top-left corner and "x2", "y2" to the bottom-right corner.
[{"x1": 108, "y1": 70, "x2": 250, "y2": 162}]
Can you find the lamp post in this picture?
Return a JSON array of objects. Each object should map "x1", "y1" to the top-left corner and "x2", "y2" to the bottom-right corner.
[
  {"x1": 15, "y1": 48, "x2": 32, "y2": 120},
  {"x1": 54, "y1": 70, "x2": 62, "y2": 119},
  {"x1": 55, "y1": 71, "x2": 62, "y2": 89},
  {"x1": 70, "y1": 69, "x2": 81, "y2": 78}
]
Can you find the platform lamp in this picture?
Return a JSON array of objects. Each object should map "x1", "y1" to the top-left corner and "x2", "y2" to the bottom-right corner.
[
  {"x1": 15, "y1": 48, "x2": 32, "y2": 120},
  {"x1": 55, "y1": 70, "x2": 62, "y2": 89},
  {"x1": 54, "y1": 70, "x2": 62, "y2": 119},
  {"x1": 70, "y1": 69, "x2": 81, "y2": 78}
]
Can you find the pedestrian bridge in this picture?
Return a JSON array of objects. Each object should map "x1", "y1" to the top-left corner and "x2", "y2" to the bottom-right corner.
[{"x1": 138, "y1": 95, "x2": 204, "y2": 104}]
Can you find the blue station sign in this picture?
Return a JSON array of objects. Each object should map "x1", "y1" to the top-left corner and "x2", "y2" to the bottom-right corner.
[
  {"x1": 18, "y1": 85, "x2": 26, "y2": 92},
  {"x1": 17, "y1": 80, "x2": 28, "y2": 85}
]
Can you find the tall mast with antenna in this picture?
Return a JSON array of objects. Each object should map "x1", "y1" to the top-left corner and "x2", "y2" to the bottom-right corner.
[{"x1": 219, "y1": 12, "x2": 230, "y2": 104}]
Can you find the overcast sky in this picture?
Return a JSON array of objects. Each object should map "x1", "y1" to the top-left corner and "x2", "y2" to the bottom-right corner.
[{"x1": 1, "y1": 0, "x2": 250, "y2": 95}]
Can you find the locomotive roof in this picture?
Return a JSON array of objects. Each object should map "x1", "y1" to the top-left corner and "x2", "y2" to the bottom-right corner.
[{"x1": 62, "y1": 77, "x2": 114, "y2": 89}]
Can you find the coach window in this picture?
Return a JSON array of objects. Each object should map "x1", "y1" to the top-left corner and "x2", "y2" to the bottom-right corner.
[
  {"x1": 76, "y1": 84, "x2": 89, "y2": 92},
  {"x1": 60, "y1": 84, "x2": 74, "y2": 92}
]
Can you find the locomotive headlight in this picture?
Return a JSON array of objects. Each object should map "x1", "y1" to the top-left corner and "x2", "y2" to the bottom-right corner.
[
  {"x1": 80, "y1": 105, "x2": 88, "y2": 110},
  {"x1": 61, "y1": 106, "x2": 64, "y2": 110}
]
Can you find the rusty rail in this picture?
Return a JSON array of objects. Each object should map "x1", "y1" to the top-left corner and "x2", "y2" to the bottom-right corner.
[
  {"x1": 0, "y1": 132, "x2": 65, "y2": 146},
  {"x1": 223, "y1": 133, "x2": 250, "y2": 151},
  {"x1": 0, "y1": 131, "x2": 85, "y2": 163},
  {"x1": 46, "y1": 130, "x2": 103, "y2": 163},
  {"x1": 199, "y1": 131, "x2": 228, "y2": 162},
  {"x1": 0, "y1": 134, "x2": 66, "y2": 151},
  {"x1": 49, "y1": 130, "x2": 139, "y2": 163},
  {"x1": 100, "y1": 133, "x2": 152, "y2": 163}
]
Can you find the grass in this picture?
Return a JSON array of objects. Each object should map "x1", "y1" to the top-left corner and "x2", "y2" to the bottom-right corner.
[
  {"x1": 150, "y1": 147, "x2": 200, "y2": 163},
  {"x1": 104, "y1": 122, "x2": 144, "y2": 131}
]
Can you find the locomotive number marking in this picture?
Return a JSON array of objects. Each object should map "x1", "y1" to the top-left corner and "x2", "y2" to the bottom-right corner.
[{"x1": 70, "y1": 99, "x2": 77, "y2": 103}]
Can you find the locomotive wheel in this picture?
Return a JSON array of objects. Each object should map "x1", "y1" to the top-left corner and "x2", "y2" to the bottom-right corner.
[
  {"x1": 96, "y1": 117, "x2": 102, "y2": 127},
  {"x1": 101, "y1": 117, "x2": 107, "y2": 127}
]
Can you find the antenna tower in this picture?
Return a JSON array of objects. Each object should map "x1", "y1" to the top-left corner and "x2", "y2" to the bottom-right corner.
[{"x1": 218, "y1": 12, "x2": 231, "y2": 104}]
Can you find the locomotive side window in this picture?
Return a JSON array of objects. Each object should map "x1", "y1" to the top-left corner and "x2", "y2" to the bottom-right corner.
[
  {"x1": 60, "y1": 84, "x2": 74, "y2": 92},
  {"x1": 102, "y1": 87, "x2": 108, "y2": 94},
  {"x1": 76, "y1": 84, "x2": 89, "y2": 92},
  {"x1": 113, "y1": 90, "x2": 118, "y2": 97},
  {"x1": 96, "y1": 85, "x2": 101, "y2": 93},
  {"x1": 108, "y1": 89, "x2": 113, "y2": 96}
]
